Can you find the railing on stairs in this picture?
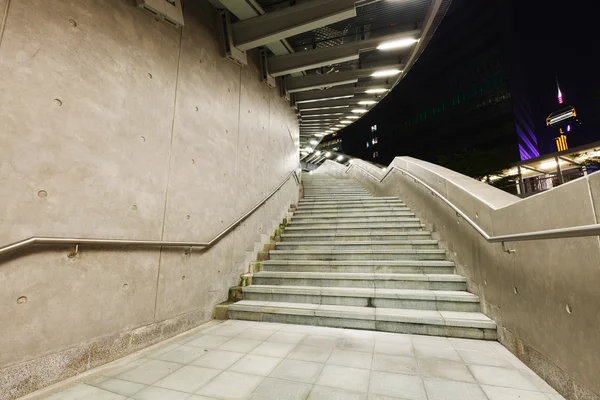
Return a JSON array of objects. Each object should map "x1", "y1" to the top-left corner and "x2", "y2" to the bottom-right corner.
[
  {"x1": 322, "y1": 158, "x2": 600, "y2": 252},
  {"x1": 0, "y1": 171, "x2": 300, "y2": 258}
]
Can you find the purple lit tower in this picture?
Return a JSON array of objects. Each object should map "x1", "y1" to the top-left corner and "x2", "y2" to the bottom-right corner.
[{"x1": 510, "y1": 72, "x2": 540, "y2": 161}]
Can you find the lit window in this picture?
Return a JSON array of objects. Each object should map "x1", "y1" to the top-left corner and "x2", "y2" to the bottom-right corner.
[
  {"x1": 366, "y1": 142, "x2": 370, "y2": 148},
  {"x1": 373, "y1": 151, "x2": 379, "y2": 158},
  {"x1": 371, "y1": 124, "x2": 378, "y2": 132},
  {"x1": 372, "y1": 137, "x2": 378, "y2": 145}
]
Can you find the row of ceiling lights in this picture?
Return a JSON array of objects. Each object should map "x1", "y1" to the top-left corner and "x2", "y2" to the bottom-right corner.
[{"x1": 299, "y1": 37, "x2": 420, "y2": 155}]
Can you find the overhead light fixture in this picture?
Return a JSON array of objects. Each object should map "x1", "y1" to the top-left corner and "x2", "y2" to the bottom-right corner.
[
  {"x1": 301, "y1": 105, "x2": 349, "y2": 112},
  {"x1": 371, "y1": 69, "x2": 402, "y2": 78},
  {"x1": 340, "y1": 120, "x2": 352, "y2": 124},
  {"x1": 365, "y1": 88, "x2": 388, "y2": 94},
  {"x1": 382, "y1": 167, "x2": 387, "y2": 172},
  {"x1": 314, "y1": 133, "x2": 325, "y2": 137},
  {"x1": 358, "y1": 100, "x2": 377, "y2": 105},
  {"x1": 337, "y1": 155, "x2": 344, "y2": 161},
  {"x1": 297, "y1": 95, "x2": 354, "y2": 104},
  {"x1": 347, "y1": 116, "x2": 359, "y2": 120},
  {"x1": 352, "y1": 109, "x2": 368, "y2": 114},
  {"x1": 325, "y1": 152, "x2": 331, "y2": 157},
  {"x1": 316, "y1": 151, "x2": 322, "y2": 156},
  {"x1": 300, "y1": 151, "x2": 308, "y2": 156},
  {"x1": 304, "y1": 147, "x2": 314, "y2": 153},
  {"x1": 309, "y1": 140, "x2": 319, "y2": 145},
  {"x1": 335, "y1": 124, "x2": 345, "y2": 127},
  {"x1": 377, "y1": 38, "x2": 418, "y2": 51},
  {"x1": 324, "y1": 130, "x2": 334, "y2": 133}
]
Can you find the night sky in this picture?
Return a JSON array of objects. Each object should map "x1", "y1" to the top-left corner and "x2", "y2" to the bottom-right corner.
[{"x1": 337, "y1": 0, "x2": 599, "y2": 173}]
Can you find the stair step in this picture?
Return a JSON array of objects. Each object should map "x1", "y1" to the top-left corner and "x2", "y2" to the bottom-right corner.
[
  {"x1": 284, "y1": 224, "x2": 425, "y2": 234},
  {"x1": 242, "y1": 286, "x2": 480, "y2": 312},
  {"x1": 297, "y1": 204, "x2": 407, "y2": 212},
  {"x1": 294, "y1": 207, "x2": 412, "y2": 215},
  {"x1": 261, "y1": 260, "x2": 455, "y2": 274},
  {"x1": 228, "y1": 301, "x2": 497, "y2": 340},
  {"x1": 292, "y1": 212, "x2": 416, "y2": 219},
  {"x1": 253, "y1": 272, "x2": 466, "y2": 290},
  {"x1": 275, "y1": 240, "x2": 440, "y2": 250},
  {"x1": 280, "y1": 232, "x2": 432, "y2": 241},
  {"x1": 268, "y1": 249, "x2": 446, "y2": 261},
  {"x1": 289, "y1": 217, "x2": 420, "y2": 225},
  {"x1": 300, "y1": 197, "x2": 400, "y2": 203}
]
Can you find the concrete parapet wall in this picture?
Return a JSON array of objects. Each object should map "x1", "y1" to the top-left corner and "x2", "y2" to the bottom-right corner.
[
  {"x1": 0, "y1": 0, "x2": 299, "y2": 398},
  {"x1": 317, "y1": 158, "x2": 600, "y2": 400}
]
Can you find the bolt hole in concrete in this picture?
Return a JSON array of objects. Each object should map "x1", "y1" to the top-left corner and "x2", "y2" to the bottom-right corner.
[
  {"x1": 192, "y1": 159, "x2": 195, "y2": 164},
  {"x1": 181, "y1": 275, "x2": 186, "y2": 280},
  {"x1": 475, "y1": 213, "x2": 479, "y2": 219},
  {"x1": 148, "y1": 73, "x2": 153, "y2": 79},
  {"x1": 17, "y1": 296, "x2": 27, "y2": 305},
  {"x1": 484, "y1": 279, "x2": 488, "y2": 285},
  {"x1": 186, "y1": 215, "x2": 191, "y2": 220},
  {"x1": 195, "y1": 106, "x2": 199, "y2": 111},
  {"x1": 37, "y1": 190, "x2": 48, "y2": 198},
  {"x1": 54, "y1": 99, "x2": 62, "y2": 106},
  {"x1": 566, "y1": 304, "x2": 573, "y2": 314},
  {"x1": 122, "y1": 284, "x2": 129, "y2": 290},
  {"x1": 68, "y1": 18, "x2": 77, "y2": 27},
  {"x1": 132, "y1": 205, "x2": 137, "y2": 211},
  {"x1": 514, "y1": 287, "x2": 518, "y2": 294}
]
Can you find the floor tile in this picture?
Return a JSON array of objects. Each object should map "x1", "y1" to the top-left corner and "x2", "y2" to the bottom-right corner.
[
  {"x1": 187, "y1": 335, "x2": 232, "y2": 350},
  {"x1": 131, "y1": 386, "x2": 192, "y2": 400},
  {"x1": 45, "y1": 384, "x2": 127, "y2": 400},
  {"x1": 192, "y1": 350, "x2": 245, "y2": 370},
  {"x1": 343, "y1": 329, "x2": 377, "y2": 340},
  {"x1": 288, "y1": 344, "x2": 333, "y2": 363},
  {"x1": 247, "y1": 378, "x2": 313, "y2": 400},
  {"x1": 217, "y1": 338, "x2": 262, "y2": 353},
  {"x1": 308, "y1": 385, "x2": 368, "y2": 400},
  {"x1": 228, "y1": 354, "x2": 283, "y2": 376},
  {"x1": 196, "y1": 371, "x2": 264, "y2": 399},
  {"x1": 469, "y1": 365, "x2": 539, "y2": 391},
  {"x1": 220, "y1": 320, "x2": 257, "y2": 329},
  {"x1": 449, "y1": 338, "x2": 495, "y2": 352},
  {"x1": 412, "y1": 335, "x2": 452, "y2": 348},
  {"x1": 148, "y1": 344, "x2": 182, "y2": 358},
  {"x1": 368, "y1": 395, "x2": 403, "y2": 400},
  {"x1": 188, "y1": 396, "x2": 220, "y2": 400},
  {"x1": 154, "y1": 366, "x2": 221, "y2": 393},
  {"x1": 418, "y1": 359, "x2": 476, "y2": 383},
  {"x1": 519, "y1": 370, "x2": 561, "y2": 394},
  {"x1": 374, "y1": 341, "x2": 414, "y2": 357},
  {"x1": 302, "y1": 335, "x2": 339, "y2": 348},
  {"x1": 154, "y1": 345, "x2": 210, "y2": 364},
  {"x1": 102, "y1": 358, "x2": 151, "y2": 378},
  {"x1": 270, "y1": 358, "x2": 324, "y2": 383},
  {"x1": 251, "y1": 322, "x2": 286, "y2": 331},
  {"x1": 316, "y1": 365, "x2": 371, "y2": 393},
  {"x1": 372, "y1": 354, "x2": 418, "y2": 375},
  {"x1": 414, "y1": 345, "x2": 462, "y2": 362},
  {"x1": 457, "y1": 349, "x2": 514, "y2": 368},
  {"x1": 268, "y1": 331, "x2": 307, "y2": 344},
  {"x1": 369, "y1": 371, "x2": 426, "y2": 400},
  {"x1": 374, "y1": 332, "x2": 412, "y2": 344},
  {"x1": 116, "y1": 360, "x2": 183, "y2": 385},
  {"x1": 328, "y1": 349, "x2": 373, "y2": 369},
  {"x1": 92, "y1": 378, "x2": 147, "y2": 397},
  {"x1": 336, "y1": 338, "x2": 375, "y2": 353},
  {"x1": 280, "y1": 324, "x2": 326, "y2": 334},
  {"x1": 250, "y1": 341, "x2": 296, "y2": 357},
  {"x1": 203, "y1": 326, "x2": 247, "y2": 337},
  {"x1": 237, "y1": 328, "x2": 275, "y2": 341},
  {"x1": 423, "y1": 377, "x2": 488, "y2": 400},
  {"x1": 481, "y1": 385, "x2": 550, "y2": 400}
]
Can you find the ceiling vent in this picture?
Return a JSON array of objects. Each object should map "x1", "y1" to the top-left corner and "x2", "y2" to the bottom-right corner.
[{"x1": 136, "y1": 0, "x2": 184, "y2": 27}]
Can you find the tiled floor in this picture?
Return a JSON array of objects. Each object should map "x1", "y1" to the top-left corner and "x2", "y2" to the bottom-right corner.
[{"x1": 45, "y1": 320, "x2": 565, "y2": 400}]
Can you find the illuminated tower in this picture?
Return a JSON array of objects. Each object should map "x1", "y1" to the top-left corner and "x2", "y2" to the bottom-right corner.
[{"x1": 546, "y1": 78, "x2": 578, "y2": 152}]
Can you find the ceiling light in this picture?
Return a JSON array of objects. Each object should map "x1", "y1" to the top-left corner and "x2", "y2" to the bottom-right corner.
[
  {"x1": 314, "y1": 133, "x2": 325, "y2": 137},
  {"x1": 365, "y1": 88, "x2": 388, "y2": 94},
  {"x1": 335, "y1": 124, "x2": 345, "y2": 127},
  {"x1": 358, "y1": 100, "x2": 377, "y2": 105},
  {"x1": 371, "y1": 69, "x2": 402, "y2": 77},
  {"x1": 377, "y1": 38, "x2": 418, "y2": 51},
  {"x1": 300, "y1": 151, "x2": 308, "y2": 155},
  {"x1": 337, "y1": 155, "x2": 344, "y2": 161},
  {"x1": 340, "y1": 120, "x2": 352, "y2": 124},
  {"x1": 316, "y1": 151, "x2": 322, "y2": 156},
  {"x1": 347, "y1": 116, "x2": 359, "y2": 120},
  {"x1": 304, "y1": 147, "x2": 314, "y2": 153},
  {"x1": 352, "y1": 109, "x2": 368, "y2": 114},
  {"x1": 296, "y1": 95, "x2": 354, "y2": 104},
  {"x1": 309, "y1": 140, "x2": 319, "y2": 145},
  {"x1": 324, "y1": 130, "x2": 334, "y2": 133},
  {"x1": 382, "y1": 167, "x2": 387, "y2": 172},
  {"x1": 325, "y1": 152, "x2": 331, "y2": 157}
]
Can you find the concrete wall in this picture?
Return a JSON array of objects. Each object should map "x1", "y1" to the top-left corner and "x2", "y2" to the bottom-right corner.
[
  {"x1": 0, "y1": 0, "x2": 299, "y2": 398},
  {"x1": 317, "y1": 158, "x2": 600, "y2": 400}
]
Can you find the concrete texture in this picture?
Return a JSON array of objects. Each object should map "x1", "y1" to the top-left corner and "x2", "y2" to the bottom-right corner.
[
  {"x1": 317, "y1": 158, "x2": 600, "y2": 400},
  {"x1": 0, "y1": 0, "x2": 299, "y2": 398},
  {"x1": 33, "y1": 320, "x2": 567, "y2": 400}
]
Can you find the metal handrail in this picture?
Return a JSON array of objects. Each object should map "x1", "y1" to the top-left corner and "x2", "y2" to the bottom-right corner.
[
  {"x1": 0, "y1": 170, "x2": 300, "y2": 257},
  {"x1": 343, "y1": 161, "x2": 600, "y2": 247}
]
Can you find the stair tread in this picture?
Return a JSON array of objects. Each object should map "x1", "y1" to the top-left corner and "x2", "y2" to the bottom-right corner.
[
  {"x1": 229, "y1": 301, "x2": 496, "y2": 329},
  {"x1": 243, "y1": 285, "x2": 479, "y2": 301},
  {"x1": 254, "y1": 271, "x2": 466, "y2": 281},
  {"x1": 276, "y1": 240, "x2": 439, "y2": 245},
  {"x1": 262, "y1": 260, "x2": 454, "y2": 266},
  {"x1": 269, "y1": 249, "x2": 445, "y2": 254}
]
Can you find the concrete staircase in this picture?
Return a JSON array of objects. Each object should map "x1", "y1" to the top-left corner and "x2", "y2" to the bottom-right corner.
[{"x1": 229, "y1": 174, "x2": 497, "y2": 340}]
